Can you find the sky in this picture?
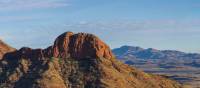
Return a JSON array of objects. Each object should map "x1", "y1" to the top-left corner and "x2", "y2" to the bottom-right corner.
[{"x1": 0, "y1": 0, "x2": 200, "y2": 53}]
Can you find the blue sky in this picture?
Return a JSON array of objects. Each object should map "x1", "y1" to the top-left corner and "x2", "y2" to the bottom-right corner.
[{"x1": 0, "y1": 0, "x2": 200, "y2": 53}]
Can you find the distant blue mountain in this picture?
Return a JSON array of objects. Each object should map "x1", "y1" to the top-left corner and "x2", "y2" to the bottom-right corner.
[
  {"x1": 112, "y1": 45, "x2": 200, "y2": 67},
  {"x1": 113, "y1": 45, "x2": 200, "y2": 60}
]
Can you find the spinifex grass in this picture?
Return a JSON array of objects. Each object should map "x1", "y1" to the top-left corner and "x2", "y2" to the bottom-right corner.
[{"x1": 50, "y1": 57, "x2": 62, "y2": 64}]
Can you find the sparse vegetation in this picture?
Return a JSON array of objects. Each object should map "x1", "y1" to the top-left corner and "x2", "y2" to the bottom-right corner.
[
  {"x1": 50, "y1": 57, "x2": 63, "y2": 64},
  {"x1": 0, "y1": 32, "x2": 183, "y2": 88}
]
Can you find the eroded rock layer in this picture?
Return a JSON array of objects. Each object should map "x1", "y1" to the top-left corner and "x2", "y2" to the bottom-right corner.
[{"x1": 53, "y1": 32, "x2": 114, "y2": 59}]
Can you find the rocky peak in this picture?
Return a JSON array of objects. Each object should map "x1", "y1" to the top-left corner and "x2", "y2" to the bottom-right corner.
[
  {"x1": 0, "y1": 32, "x2": 183, "y2": 88},
  {"x1": 0, "y1": 39, "x2": 15, "y2": 59},
  {"x1": 53, "y1": 32, "x2": 114, "y2": 59},
  {"x1": 2, "y1": 31, "x2": 114, "y2": 61},
  {"x1": 53, "y1": 32, "x2": 74, "y2": 58}
]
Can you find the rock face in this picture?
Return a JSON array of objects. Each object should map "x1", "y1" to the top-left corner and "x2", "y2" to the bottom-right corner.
[
  {"x1": 53, "y1": 32, "x2": 114, "y2": 59},
  {"x1": 0, "y1": 40, "x2": 15, "y2": 59},
  {"x1": 0, "y1": 32, "x2": 182, "y2": 88}
]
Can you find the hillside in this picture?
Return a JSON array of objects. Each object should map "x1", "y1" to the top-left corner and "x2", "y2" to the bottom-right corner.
[
  {"x1": 0, "y1": 32, "x2": 182, "y2": 88},
  {"x1": 113, "y1": 45, "x2": 200, "y2": 87},
  {"x1": 0, "y1": 40, "x2": 15, "y2": 59}
]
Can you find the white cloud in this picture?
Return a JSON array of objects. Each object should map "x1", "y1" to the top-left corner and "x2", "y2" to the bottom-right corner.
[
  {"x1": 62, "y1": 19, "x2": 200, "y2": 32},
  {"x1": 0, "y1": 0, "x2": 69, "y2": 11}
]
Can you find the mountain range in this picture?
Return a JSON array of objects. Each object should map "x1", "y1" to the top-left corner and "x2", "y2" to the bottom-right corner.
[
  {"x1": 113, "y1": 45, "x2": 200, "y2": 67},
  {"x1": 0, "y1": 32, "x2": 182, "y2": 88}
]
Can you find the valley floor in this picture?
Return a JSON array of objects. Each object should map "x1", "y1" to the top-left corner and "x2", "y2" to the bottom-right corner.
[{"x1": 133, "y1": 64, "x2": 200, "y2": 88}]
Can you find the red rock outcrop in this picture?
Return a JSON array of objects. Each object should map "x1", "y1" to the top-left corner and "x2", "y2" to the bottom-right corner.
[
  {"x1": 1, "y1": 32, "x2": 114, "y2": 61},
  {"x1": 0, "y1": 32, "x2": 183, "y2": 88},
  {"x1": 53, "y1": 32, "x2": 114, "y2": 59}
]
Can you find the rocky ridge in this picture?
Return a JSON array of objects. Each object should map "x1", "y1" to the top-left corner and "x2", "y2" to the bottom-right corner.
[{"x1": 0, "y1": 32, "x2": 182, "y2": 88}]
